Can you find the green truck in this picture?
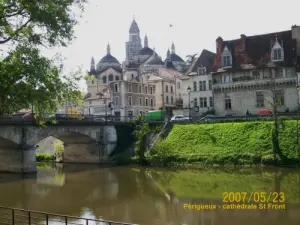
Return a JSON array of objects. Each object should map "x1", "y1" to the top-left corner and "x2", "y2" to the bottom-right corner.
[{"x1": 144, "y1": 110, "x2": 165, "y2": 121}]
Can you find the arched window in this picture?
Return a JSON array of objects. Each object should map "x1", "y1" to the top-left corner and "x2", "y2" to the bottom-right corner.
[
  {"x1": 115, "y1": 75, "x2": 120, "y2": 81},
  {"x1": 109, "y1": 74, "x2": 114, "y2": 82},
  {"x1": 103, "y1": 76, "x2": 107, "y2": 84}
]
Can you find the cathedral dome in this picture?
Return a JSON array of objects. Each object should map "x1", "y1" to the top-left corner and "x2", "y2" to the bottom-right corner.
[
  {"x1": 96, "y1": 44, "x2": 121, "y2": 73},
  {"x1": 170, "y1": 53, "x2": 184, "y2": 62},
  {"x1": 138, "y1": 46, "x2": 154, "y2": 56},
  {"x1": 99, "y1": 54, "x2": 120, "y2": 64}
]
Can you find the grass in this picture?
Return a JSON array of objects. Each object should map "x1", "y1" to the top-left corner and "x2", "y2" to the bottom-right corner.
[
  {"x1": 150, "y1": 120, "x2": 300, "y2": 166},
  {"x1": 36, "y1": 153, "x2": 55, "y2": 162}
]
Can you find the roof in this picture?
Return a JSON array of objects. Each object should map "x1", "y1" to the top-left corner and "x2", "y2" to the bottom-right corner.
[
  {"x1": 99, "y1": 54, "x2": 120, "y2": 64},
  {"x1": 190, "y1": 49, "x2": 216, "y2": 73},
  {"x1": 129, "y1": 19, "x2": 140, "y2": 33},
  {"x1": 213, "y1": 30, "x2": 297, "y2": 71},
  {"x1": 138, "y1": 46, "x2": 154, "y2": 56},
  {"x1": 144, "y1": 54, "x2": 164, "y2": 65},
  {"x1": 170, "y1": 53, "x2": 184, "y2": 62}
]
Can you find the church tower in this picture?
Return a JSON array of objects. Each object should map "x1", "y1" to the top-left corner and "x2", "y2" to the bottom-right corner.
[{"x1": 125, "y1": 18, "x2": 142, "y2": 62}]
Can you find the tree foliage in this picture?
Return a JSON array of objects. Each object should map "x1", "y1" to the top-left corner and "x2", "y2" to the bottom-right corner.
[{"x1": 0, "y1": 0, "x2": 87, "y2": 117}]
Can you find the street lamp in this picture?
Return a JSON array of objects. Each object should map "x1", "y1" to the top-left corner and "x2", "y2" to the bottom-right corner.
[{"x1": 187, "y1": 86, "x2": 191, "y2": 121}]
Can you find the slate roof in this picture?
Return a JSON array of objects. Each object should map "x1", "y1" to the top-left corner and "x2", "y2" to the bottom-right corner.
[
  {"x1": 138, "y1": 46, "x2": 154, "y2": 55},
  {"x1": 191, "y1": 49, "x2": 216, "y2": 73},
  {"x1": 213, "y1": 30, "x2": 297, "y2": 71},
  {"x1": 145, "y1": 54, "x2": 164, "y2": 65},
  {"x1": 99, "y1": 54, "x2": 120, "y2": 64},
  {"x1": 129, "y1": 19, "x2": 140, "y2": 33},
  {"x1": 170, "y1": 53, "x2": 184, "y2": 62}
]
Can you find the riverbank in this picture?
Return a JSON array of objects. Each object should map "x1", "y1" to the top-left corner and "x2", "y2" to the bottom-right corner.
[{"x1": 146, "y1": 120, "x2": 300, "y2": 167}]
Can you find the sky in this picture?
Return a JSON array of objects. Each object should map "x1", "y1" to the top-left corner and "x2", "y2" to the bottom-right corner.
[{"x1": 43, "y1": 0, "x2": 300, "y2": 92}]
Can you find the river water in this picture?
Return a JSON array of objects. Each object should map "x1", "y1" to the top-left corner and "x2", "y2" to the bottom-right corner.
[{"x1": 0, "y1": 163, "x2": 300, "y2": 225}]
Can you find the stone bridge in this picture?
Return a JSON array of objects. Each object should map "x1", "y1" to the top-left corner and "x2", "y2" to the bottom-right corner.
[{"x1": 0, "y1": 124, "x2": 117, "y2": 173}]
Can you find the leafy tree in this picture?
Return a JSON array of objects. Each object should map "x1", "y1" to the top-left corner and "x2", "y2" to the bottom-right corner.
[{"x1": 0, "y1": 0, "x2": 87, "y2": 117}]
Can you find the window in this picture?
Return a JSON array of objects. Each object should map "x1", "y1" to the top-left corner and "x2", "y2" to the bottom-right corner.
[
  {"x1": 131, "y1": 74, "x2": 134, "y2": 79},
  {"x1": 139, "y1": 97, "x2": 142, "y2": 106},
  {"x1": 275, "y1": 68, "x2": 283, "y2": 78},
  {"x1": 145, "y1": 86, "x2": 148, "y2": 94},
  {"x1": 275, "y1": 89, "x2": 284, "y2": 106},
  {"x1": 166, "y1": 96, "x2": 169, "y2": 104},
  {"x1": 193, "y1": 81, "x2": 197, "y2": 91},
  {"x1": 198, "y1": 67, "x2": 206, "y2": 75},
  {"x1": 138, "y1": 85, "x2": 142, "y2": 93},
  {"x1": 103, "y1": 76, "x2": 107, "y2": 84},
  {"x1": 128, "y1": 96, "x2": 132, "y2": 106},
  {"x1": 209, "y1": 97, "x2": 213, "y2": 107},
  {"x1": 150, "y1": 86, "x2": 153, "y2": 94},
  {"x1": 209, "y1": 80, "x2": 212, "y2": 90},
  {"x1": 171, "y1": 96, "x2": 174, "y2": 104},
  {"x1": 128, "y1": 83, "x2": 132, "y2": 92},
  {"x1": 165, "y1": 85, "x2": 169, "y2": 93},
  {"x1": 145, "y1": 98, "x2": 148, "y2": 106},
  {"x1": 114, "y1": 97, "x2": 119, "y2": 106},
  {"x1": 224, "y1": 75, "x2": 231, "y2": 83},
  {"x1": 272, "y1": 48, "x2": 284, "y2": 61},
  {"x1": 91, "y1": 80, "x2": 94, "y2": 84},
  {"x1": 253, "y1": 71, "x2": 260, "y2": 79},
  {"x1": 128, "y1": 111, "x2": 133, "y2": 117},
  {"x1": 223, "y1": 55, "x2": 232, "y2": 67},
  {"x1": 256, "y1": 91, "x2": 264, "y2": 107},
  {"x1": 109, "y1": 74, "x2": 114, "y2": 82},
  {"x1": 177, "y1": 82, "x2": 180, "y2": 89},
  {"x1": 199, "y1": 97, "x2": 207, "y2": 108},
  {"x1": 193, "y1": 98, "x2": 198, "y2": 108},
  {"x1": 115, "y1": 76, "x2": 120, "y2": 81},
  {"x1": 225, "y1": 98, "x2": 232, "y2": 110},
  {"x1": 199, "y1": 81, "x2": 206, "y2": 91},
  {"x1": 171, "y1": 86, "x2": 173, "y2": 93},
  {"x1": 114, "y1": 83, "x2": 118, "y2": 92},
  {"x1": 150, "y1": 99, "x2": 154, "y2": 107}
]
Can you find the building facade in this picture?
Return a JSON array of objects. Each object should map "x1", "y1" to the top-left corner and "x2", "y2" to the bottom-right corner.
[
  {"x1": 182, "y1": 49, "x2": 216, "y2": 116},
  {"x1": 212, "y1": 26, "x2": 300, "y2": 116}
]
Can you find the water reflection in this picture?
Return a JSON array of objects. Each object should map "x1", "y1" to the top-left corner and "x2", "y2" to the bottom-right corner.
[{"x1": 0, "y1": 164, "x2": 299, "y2": 225}]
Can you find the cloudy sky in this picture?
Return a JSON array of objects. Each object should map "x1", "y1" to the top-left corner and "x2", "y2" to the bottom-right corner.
[{"x1": 43, "y1": 0, "x2": 300, "y2": 91}]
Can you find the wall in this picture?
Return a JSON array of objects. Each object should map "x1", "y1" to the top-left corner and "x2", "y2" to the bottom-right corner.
[{"x1": 214, "y1": 86, "x2": 298, "y2": 116}]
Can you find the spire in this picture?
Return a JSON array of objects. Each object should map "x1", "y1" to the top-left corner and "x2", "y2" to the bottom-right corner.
[
  {"x1": 167, "y1": 49, "x2": 171, "y2": 59},
  {"x1": 107, "y1": 43, "x2": 110, "y2": 54},
  {"x1": 129, "y1": 18, "x2": 140, "y2": 33},
  {"x1": 90, "y1": 57, "x2": 95, "y2": 71},
  {"x1": 144, "y1": 34, "x2": 148, "y2": 47},
  {"x1": 171, "y1": 42, "x2": 175, "y2": 54}
]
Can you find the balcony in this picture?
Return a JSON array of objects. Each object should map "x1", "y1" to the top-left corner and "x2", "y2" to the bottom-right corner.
[{"x1": 213, "y1": 77, "x2": 296, "y2": 92}]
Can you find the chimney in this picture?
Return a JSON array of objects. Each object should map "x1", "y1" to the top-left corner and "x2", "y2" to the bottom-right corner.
[
  {"x1": 216, "y1": 36, "x2": 223, "y2": 56},
  {"x1": 240, "y1": 34, "x2": 246, "y2": 51},
  {"x1": 292, "y1": 25, "x2": 300, "y2": 56}
]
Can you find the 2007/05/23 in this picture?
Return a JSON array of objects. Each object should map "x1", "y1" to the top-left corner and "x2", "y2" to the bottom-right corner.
[{"x1": 222, "y1": 192, "x2": 285, "y2": 203}]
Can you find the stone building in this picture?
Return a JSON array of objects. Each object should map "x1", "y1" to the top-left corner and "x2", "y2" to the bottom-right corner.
[
  {"x1": 182, "y1": 49, "x2": 216, "y2": 116},
  {"x1": 212, "y1": 26, "x2": 300, "y2": 116},
  {"x1": 84, "y1": 19, "x2": 187, "y2": 118}
]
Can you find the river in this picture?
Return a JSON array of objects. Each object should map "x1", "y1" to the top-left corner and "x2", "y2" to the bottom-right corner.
[{"x1": 0, "y1": 163, "x2": 300, "y2": 225}]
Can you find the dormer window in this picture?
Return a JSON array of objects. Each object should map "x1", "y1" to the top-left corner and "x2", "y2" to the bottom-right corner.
[
  {"x1": 271, "y1": 39, "x2": 284, "y2": 62},
  {"x1": 198, "y1": 67, "x2": 206, "y2": 75},
  {"x1": 222, "y1": 46, "x2": 232, "y2": 68}
]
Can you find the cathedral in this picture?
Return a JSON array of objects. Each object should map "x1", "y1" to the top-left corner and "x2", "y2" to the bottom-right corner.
[{"x1": 85, "y1": 19, "x2": 187, "y2": 117}]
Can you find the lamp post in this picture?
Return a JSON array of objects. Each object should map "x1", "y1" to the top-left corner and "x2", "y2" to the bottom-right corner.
[{"x1": 187, "y1": 86, "x2": 191, "y2": 121}]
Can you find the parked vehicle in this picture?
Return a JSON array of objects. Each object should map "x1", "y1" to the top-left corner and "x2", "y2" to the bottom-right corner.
[
  {"x1": 199, "y1": 114, "x2": 216, "y2": 122},
  {"x1": 144, "y1": 110, "x2": 165, "y2": 121},
  {"x1": 170, "y1": 115, "x2": 189, "y2": 122}
]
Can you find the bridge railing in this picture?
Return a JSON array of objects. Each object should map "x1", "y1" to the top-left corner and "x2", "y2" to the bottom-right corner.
[
  {"x1": 0, "y1": 114, "x2": 166, "y2": 125},
  {"x1": 0, "y1": 206, "x2": 136, "y2": 225}
]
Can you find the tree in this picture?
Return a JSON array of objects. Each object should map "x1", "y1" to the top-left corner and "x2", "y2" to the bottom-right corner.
[
  {"x1": 0, "y1": 0, "x2": 87, "y2": 117},
  {"x1": 265, "y1": 67, "x2": 288, "y2": 163}
]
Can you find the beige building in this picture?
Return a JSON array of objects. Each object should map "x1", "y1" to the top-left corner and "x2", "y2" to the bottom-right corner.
[{"x1": 212, "y1": 26, "x2": 300, "y2": 116}]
